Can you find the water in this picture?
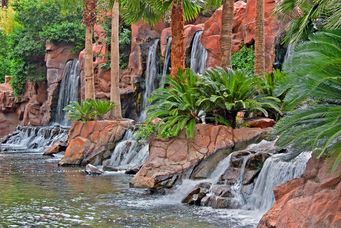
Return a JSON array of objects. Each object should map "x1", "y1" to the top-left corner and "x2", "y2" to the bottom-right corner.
[
  {"x1": 247, "y1": 150, "x2": 311, "y2": 211},
  {"x1": 160, "y1": 36, "x2": 172, "y2": 87},
  {"x1": 0, "y1": 153, "x2": 253, "y2": 227},
  {"x1": 190, "y1": 31, "x2": 208, "y2": 75},
  {"x1": 103, "y1": 130, "x2": 149, "y2": 171},
  {"x1": 54, "y1": 59, "x2": 80, "y2": 126},
  {"x1": 140, "y1": 39, "x2": 160, "y2": 121},
  {"x1": 0, "y1": 125, "x2": 68, "y2": 153}
]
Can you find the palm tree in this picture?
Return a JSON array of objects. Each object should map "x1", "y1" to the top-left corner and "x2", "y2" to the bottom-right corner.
[
  {"x1": 110, "y1": 0, "x2": 122, "y2": 118},
  {"x1": 254, "y1": 0, "x2": 265, "y2": 75},
  {"x1": 220, "y1": 0, "x2": 234, "y2": 68},
  {"x1": 83, "y1": 0, "x2": 97, "y2": 100}
]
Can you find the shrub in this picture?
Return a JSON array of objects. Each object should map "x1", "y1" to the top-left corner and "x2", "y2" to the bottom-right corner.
[
  {"x1": 198, "y1": 68, "x2": 282, "y2": 128},
  {"x1": 231, "y1": 45, "x2": 254, "y2": 75},
  {"x1": 275, "y1": 30, "x2": 341, "y2": 171},
  {"x1": 64, "y1": 99, "x2": 115, "y2": 122},
  {"x1": 146, "y1": 69, "x2": 202, "y2": 139}
]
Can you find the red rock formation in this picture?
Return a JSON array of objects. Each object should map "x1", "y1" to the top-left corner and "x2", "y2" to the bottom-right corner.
[
  {"x1": 258, "y1": 156, "x2": 341, "y2": 228},
  {"x1": 59, "y1": 119, "x2": 134, "y2": 166},
  {"x1": 132, "y1": 124, "x2": 270, "y2": 189}
]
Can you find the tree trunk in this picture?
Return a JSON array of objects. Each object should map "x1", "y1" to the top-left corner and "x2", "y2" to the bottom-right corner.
[
  {"x1": 110, "y1": 0, "x2": 122, "y2": 119},
  {"x1": 220, "y1": 0, "x2": 234, "y2": 69},
  {"x1": 254, "y1": 0, "x2": 265, "y2": 76},
  {"x1": 83, "y1": 0, "x2": 97, "y2": 100},
  {"x1": 170, "y1": 0, "x2": 185, "y2": 77},
  {"x1": 1, "y1": 0, "x2": 7, "y2": 8},
  {"x1": 84, "y1": 25, "x2": 96, "y2": 100}
]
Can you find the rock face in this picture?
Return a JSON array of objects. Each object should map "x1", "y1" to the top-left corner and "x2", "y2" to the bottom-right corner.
[
  {"x1": 132, "y1": 124, "x2": 270, "y2": 189},
  {"x1": 59, "y1": 120, "x2": 134, "y2": 166},
  {"x1": 258, "y1": 156, "x2": 341, "y2": 228}
]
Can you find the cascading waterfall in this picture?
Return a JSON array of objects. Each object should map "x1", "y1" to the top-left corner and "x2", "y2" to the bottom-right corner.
[
  {"x1": 247, "y1": 150, "x2": 311, "y2": 211},
  {"x1": 0, "y1": 125, "x2": 68, "y2": 153},
  {"x1": 103, "y1": 130, "x2": 149, "y2": 171},
  {"x1": 190, "y1": 31, "x2": 208, "y2": 75},
  {"x1": 160, "y1": 37, "x2": 172, "y2": 87},
  {"x1": 54, "y1": 59, "x2": 80, "y2": 126}
]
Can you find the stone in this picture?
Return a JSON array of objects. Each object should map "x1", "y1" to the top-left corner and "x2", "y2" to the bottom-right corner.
[
  {"x1": 43, "y1": 142, "x2": 67, "y2": 156},
  {"x1": 59, "y1": 119, "x2": 134, "y2": 166},
  {"x1": 132, "y1": 124, "x2": 268, "y2": 189},
  {"x1": 245, "y1": 118, "x2": 276, "y2": 129},
  {"x1": 258, "y1": 156, "x2": 341, "y2": 228},
  {"x1": 85, "y1": 164, "x2": 104, "y2": 175}
]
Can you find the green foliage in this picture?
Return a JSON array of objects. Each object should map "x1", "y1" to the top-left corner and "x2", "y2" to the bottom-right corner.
[
  {"x1": 40, "y1": 22, "x2": 85, "y2": 52},
  {"x1": 147, "y1": 69, "x2": 202, "y2": 139},
  {"x1": 231, "y1": 46, "x2": 254, "y2": 75},
  {"x1": 0, "y1": 0, "x2": 84, "y2": 95},
  {"x1": 198, "y1": 68, "x2": 282, "y2": 128},
  {"x1": 135, "y1": 123, "x2": 157, "y2": 141},
  {"x1": 0, "y1": 31, "x2": 11, "y2": 83},
  {"x1": 275, "y1": 30, "x2": 341, "y2": 171},
  {"x1": 64, "y1": 99, "x2": 115, "y2": 122}
]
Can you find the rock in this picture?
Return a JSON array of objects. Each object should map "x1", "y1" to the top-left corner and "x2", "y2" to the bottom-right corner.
[
  {"x1": 43, "y1": 142, "x2": 67, "y2": 156},
  {"x1": 59, "y1": 120, "x2": 134, "y2": 166},
  {"x1": 125, "y1": 168, "x2": 140, "y2": 175},
  {"x1": 132, "y1": 125, "x2": 268, "y2": 189},
  {"x1": 182, "y1": 182, "x2": 211, "y2": 205},
  {"x1": 85, "y1": 164, "x2": 103, "y2": 175},
  {"x1": 245, "y1": 118, "x2": 276, "y2": 129},
  {"x1": 258, "y1": 156, "x2": 341, "y2": 228},
  {"x1": 211, "y1": 185, "x2": 233, "y2": 197}
]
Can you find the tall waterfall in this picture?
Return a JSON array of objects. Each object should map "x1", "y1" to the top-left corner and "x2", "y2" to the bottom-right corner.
[
  {"x1": 160, "y1": 37, "x2": 172, "y2": 87},
  {"x1": 140, "y1": 39, "x2": 160, "y2": 121},
  {"x1": 0, "y1": 125, "x2": 68, "y2": 153},
  {"x1": 54, "y1": 59, "x2": 80, "y2": 126},
  {"x1": 190, "y1": 31, "x2": 208, "y2": 74}
]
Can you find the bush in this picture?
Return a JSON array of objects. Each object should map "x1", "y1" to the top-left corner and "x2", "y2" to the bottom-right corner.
[
  {"x1": 231, "y1": 45, "x2": 254, "y2": 75},
  {"x1": 64, "y1": 99, "x2": 115, "y2": 122}
]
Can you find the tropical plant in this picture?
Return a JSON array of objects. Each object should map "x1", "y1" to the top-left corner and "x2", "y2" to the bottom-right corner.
[
  {"x1": 276, "y1": 0, "x2": 341, "y2": 44},
  {"x1": 146, "y1": 69, "x2": 202, "y2": 138},
  {"x1": 231, "y1": 45, "x2": 255, "y2": 75},
  {"x1": 64, "y1": 99, "x2": 115, "y2": 121},
  {"x1": 275, "y1": 30, "x2": 341, "y2": 171},
  {"x1": 198, "y1": 68, "x2": 282, "y2": 128}
]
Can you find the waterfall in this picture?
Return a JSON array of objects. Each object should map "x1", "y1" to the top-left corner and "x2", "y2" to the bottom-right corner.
[
  {"x1": 54, "y1": 59, "x2": 80, "y2": 126},
  {"x1": 190, "y1": 31, "x2": 208, "y2": 75},
  {"x1": 103, "y1": 130, "x2": 149, "y2": 171},
  {"x1": 160, "y1": 37, "x2": 172, "y2": 87},
  {"x1": 0, "y1": 125, "x2": 68, "y2": 153},
  {"x1": 247, "y1": 150, "x2": 311, "y2": 211}
]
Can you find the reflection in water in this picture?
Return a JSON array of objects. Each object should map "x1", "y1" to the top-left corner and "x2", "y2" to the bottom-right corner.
[{"x1": 0, "y1": 153, "x2": 258, "y2": 227}]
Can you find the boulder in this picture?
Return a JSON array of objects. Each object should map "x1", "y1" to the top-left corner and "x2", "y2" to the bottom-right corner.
[
  {"x1": 59, "y1": 119, "x2": 134, "y2": 166},
  {"x1": 258, "y1": 156, "x2": 341, "y2": 228},
  {"x1": 85, "y1": 164, "x2": 104, "y2": 175},
  {"x1": 43, "y1": 141, "x2": 67, "y2": 156},
  {"x1": 132, "y1": 124, "x2": 270, "y2": 189},
  {"x1": 245, "y1": 118, "x2": 276, "y2": 129}
]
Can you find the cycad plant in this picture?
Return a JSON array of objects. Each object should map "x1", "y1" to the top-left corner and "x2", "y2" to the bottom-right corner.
[
  {"x1": 146, "y1": 69, "x2": 202, "y2": 138},
  {"x1": 275, "y1": 30, "x2": 341, "y2": 171},
  {"x1": 198, "y1": 68, "x2": 282, "y2": 128}
]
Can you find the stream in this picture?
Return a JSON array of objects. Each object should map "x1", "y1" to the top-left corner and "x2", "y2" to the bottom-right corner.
[{"x1": 0, "y1": 152, "x2": 261, "y2": 227}]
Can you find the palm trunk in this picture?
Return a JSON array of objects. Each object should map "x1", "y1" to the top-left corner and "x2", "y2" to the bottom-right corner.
[
  {"x1": 254, "y1": 0, "x2": 265, "y2": 76},
  {"x1": 220, "y1": 0, "x2": 234, "y2": 68},
  {"x1": 83, "y1": 0, "x2": 97, "y2": 100},
  {"x1": 1, "y1": 0, "x2": 7, "y2": 8},
  {"x1": 110, "y1": 0, "x2": 122, "y2": 119},
  {"x1": 170, "y1": 0, "x2": 185, "y2": 77},
  {"x1": 84, "y1": 25, "x2": 96, "y2": 99}
]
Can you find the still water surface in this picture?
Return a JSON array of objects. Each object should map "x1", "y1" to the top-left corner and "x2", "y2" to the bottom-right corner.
[{"x1": 0, "y1": 153, "x2": 260, "y2": 227}]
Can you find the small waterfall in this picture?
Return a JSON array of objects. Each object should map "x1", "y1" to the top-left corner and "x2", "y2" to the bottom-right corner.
[
  {"x1": 247, "y1": 150, "x2": 311, "y2": 211},
  {"x1": 103, "y1": 130, "x2": 149, "y2": 171},
  {"x1": 160, "y1": 37, "x2": 172, "y2": 87},
  {"x1": 55, "y1": 59, "x2": 80, "y2": 126},
  {"x1": 190, "y1": 31, "x2": 208, "y2": 75},
  {"x1": 139, "y1": 39, "x2": 160, "y2": 121},
  {"x1": 0, "y1": 125, "x2": 69, "y2": 153}
]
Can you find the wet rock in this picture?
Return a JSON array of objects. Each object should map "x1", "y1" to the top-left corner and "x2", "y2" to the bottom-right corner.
[
  {"x1": 43, "y1": 142, "x2": 67, "y2": 156},
  {"x1": 258, "y1": 156, "x2": 341, "y2": 228},
  {"x1": 59, "y1": 120, "x2": 134, "y2": 166},
  {"x1": 85, "y1": 164, "x2": 103, "y2": 175},
  {"x1": 246, "y1": 153, "x2": 271, "y2": 170},
  {"x1": 242, "y1": 170, "x2": 259, "y2": 185},
  {"x1": 182, "y1": 182, "x2": 211, "y2": 205},
  {"x1": 245, "y1": 118, "x2": 276, "y2": 129},
  {"x1": 132, "y1": 125, "x2": 269, "y2": 189},
  {"x1": 220, "y1": 167, "x2": 241, "y2": 185},
  {"x1": 211, "y1": 185, "x2": 233, "y2": 197},
  {"x1": 125, "y1": 168, "x2": 140, "y2": 175}
]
